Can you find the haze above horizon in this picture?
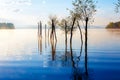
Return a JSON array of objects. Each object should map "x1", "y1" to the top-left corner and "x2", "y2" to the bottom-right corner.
[{"x1": 0, "y1": 0, "x2": 119, "y2": 28}]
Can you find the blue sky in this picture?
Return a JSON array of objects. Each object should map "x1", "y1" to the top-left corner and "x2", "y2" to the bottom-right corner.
[{"x1": 0, "y1": 0, "x2": 119, "y2": 27}]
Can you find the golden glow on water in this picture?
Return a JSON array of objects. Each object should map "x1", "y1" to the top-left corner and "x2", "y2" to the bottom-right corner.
[
  {"x1": 0, "y1": 29, "x2": 120, "y2": 61},
  {"x1": 0, "y1": 29, "x2": 37, "y2": 60}
]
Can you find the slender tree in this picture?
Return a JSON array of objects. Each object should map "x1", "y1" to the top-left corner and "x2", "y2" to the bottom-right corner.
[
  {"x1": 72, "y1": 0, "x2": 96, "y2": 75},
  {"x1": 59, "y1": 16, "x2": 77, "y2": 50},
  {"x1": 59, "y1": 19, "x2": 70, "y2": 61},
  {"x1": 65, "y1": 20, "x2": 68, "y2": 61},
  {"x1": 70, "y1": 17, "x2": 76, "y2": 47}
]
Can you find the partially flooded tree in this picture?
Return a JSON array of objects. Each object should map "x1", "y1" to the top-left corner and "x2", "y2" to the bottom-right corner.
[
  {"x1": 59, "y1": 17, "x2": 76, "y2": 33},
  {"x1": 72, "y1": 0, "x2": 97, "y2": 75},
  {"x1": 48, "y1": 15, "x2": 58, "y2": 41},
  {"x1": 59, "y1": 19, "x2": 68, "y2": 51},
  {"x1": 59, "y1": 17, "x2": 77, "y2": 44},
  {"x1": 115, "y1": 0, "x2": 120, "y2": 13},
  {"x1": 69, "y1": 11, "x2": 83, "y2": 52},
  {"x1": 59, "y1": 18, "x2": 75, "y2": 61},
  {"x1": 50, "y1": 36, "x2": 57, "y2": 61}
]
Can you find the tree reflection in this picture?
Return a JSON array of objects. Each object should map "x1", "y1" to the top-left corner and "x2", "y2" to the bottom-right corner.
[
  {"x1": 38, "y1": 35, "x2": 42, "y2": 54},
  {"x1": 70, "y1": 39, "x2": 82, "y2": 80},
  {"x1": 45, "y1": 24, "x2": 47, "y2": 48},
  {"x1": 106, "y1": 29, "x2": 120, "y2": 36},
  {"x1": 68, "y1": 27, "x2": 88, "y2": 80},
  {"x1": 50, "y1": 36, "x2": 57, "y2": 61},
  {"x1": 48, "y1": 28, "x2": 50, "y2": 46},
  {"x1": 38, "y1": 21, "x2": 43, "y2": 54}
]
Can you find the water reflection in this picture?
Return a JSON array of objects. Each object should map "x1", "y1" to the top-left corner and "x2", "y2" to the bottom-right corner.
[
  {"x1": 0, "y1": 29, "x2": 120, "y2": 80},
  {"x1": 70, "y1": 43, "x2": 82, "y2": 80},
  {"x1": 48, "y1": 28, "x2": 50, "y2": 46},
  {"x1": 50, "y1": 37, "x2": 57, "y2": 61},
  {"x1": 106, "y1": 29, "x2": 120, "y2": 36},
  {"x1": 37, "y1": 28, "x2": 89, "y2": 80},
  {"x1": 45, "y1": 25, "x2": 47, "y2": 48},
  {"x1": 38, "y1": 36, "x2": 42, "y2": 54}
]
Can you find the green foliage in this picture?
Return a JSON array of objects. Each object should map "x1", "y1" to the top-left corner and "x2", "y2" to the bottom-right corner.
[
  {"x1": 0, "y1": 23, "x2": 15, "y2": 29},
  {"x1": 106, "y1": 22, "x2": 120, "y2": 29}
]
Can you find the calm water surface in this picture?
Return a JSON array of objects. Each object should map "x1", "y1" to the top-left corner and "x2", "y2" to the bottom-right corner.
[{"x1": 0, "y1": 29, "x2": 120, "y2": 80}]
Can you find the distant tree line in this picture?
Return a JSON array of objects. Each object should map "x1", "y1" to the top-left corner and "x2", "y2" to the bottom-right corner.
[
  {"x1": 0, "y1": 23, "x2": 15, "y2": 29},
  {"x1": 106, "y1": 22, "x2": 120, "y2": 29}
]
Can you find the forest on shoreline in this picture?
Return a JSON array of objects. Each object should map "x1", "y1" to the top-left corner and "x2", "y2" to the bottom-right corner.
[{"x1": 0, "y1": 23, "x2": 15, "y2": 29}]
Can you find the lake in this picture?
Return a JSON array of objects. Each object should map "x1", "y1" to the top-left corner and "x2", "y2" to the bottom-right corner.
[{"x1": 0, "y1": 29, "x2": 120, "y2": 80}]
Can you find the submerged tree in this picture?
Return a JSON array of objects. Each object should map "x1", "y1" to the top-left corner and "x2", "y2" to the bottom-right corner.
[
  {"x1": 48, "y1": 15, "x2": 58, "y2": 41},
  {"x1": 59, "y1": 17, "x2": 77, "y2": 46},
  {"x1": 115, "y1": 0, "x2": 120, "y2": 13},
  {"x1": 72, "y1": 0, "x2": 97, "y2": 75},
  {"x1": 59, "y1": 18, "x2": 74, "y2": 61},
  {"x1": 59, "y1": 17, "x2": 77, "y2": 33}
]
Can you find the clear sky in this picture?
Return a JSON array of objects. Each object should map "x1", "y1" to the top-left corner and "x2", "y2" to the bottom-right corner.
[{"x1": 0, "y1": 0, "x2": 119, "y2": 28}]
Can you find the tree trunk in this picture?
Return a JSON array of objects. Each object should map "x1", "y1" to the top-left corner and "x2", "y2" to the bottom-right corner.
[
  {"x1": 70, "y1": 17, "x2": 76, "y2": 47},
  {"x1": 54, "y1": 26, "x2": 57, "y2": 41},
  {"x1": 50, "y1": 19, "x2": 57, "y2": 41},
  {"x1": 77, "y1": 21, "x2": 83, "y2": 57},
  {"x1": 85, "y1": 17, "x2": 88, "y2": 75},
  {"x1": 65, "y1": 21, "x2": 67, "y2": 61},
  {"x1": 50, "y1": 20, "x2": 54, "y2": 39},
  {"x1": 40, "y1": 21, "x2": 42, "y2": 37},
  {"x1": 38, "y1": 22, "x2": 40, "y2": 36}
]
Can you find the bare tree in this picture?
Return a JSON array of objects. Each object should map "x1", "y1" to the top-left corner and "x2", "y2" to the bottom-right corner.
[
  {"x1": 48, "y1": 15, "x2": 58, "y2": 41},
  {"x1": 59, "y1": 17, "x2": 76, "y2": 33},
  {"x1": 59, "y1": 16, "x2": 77, "y2": 49},
  {"x1": 72, "y1": 0, "x2": 97, "y2": 75},
  {"x1": 115, "y1": 0, "x2": 120, "y2": 13}
]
